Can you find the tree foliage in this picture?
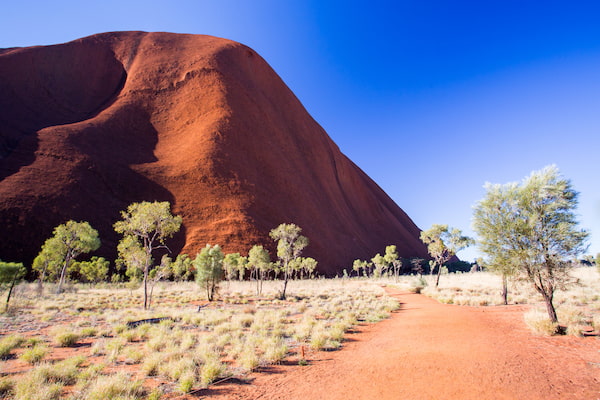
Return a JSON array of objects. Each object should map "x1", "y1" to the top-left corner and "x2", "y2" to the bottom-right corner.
[
  {"x1": 36, "y1": 221, "x2": 101, "y2": 294},
  {"x1": 420, "y1": 224, "x2": 473, "y2": 287},
  {"x1": 171, "y1": 254, "x2": 194, "y2": 281},
  {"x1": 114, "y1": 201, "x2": 182, "y2": 309},
  {"x1": 384, "y1": 245, "x2": 402, "y2": 281},
  {"x1": 194, "y1": 244, "x2": 224, "y2": 301},
  {"x1": 269, "y1": 223, "x2": 308, "y2": 300},
  {"x1": 248, "y1": 245, "x2": 271, "y2": 295},
  {"x1": 69, "y1": 256, "x2": 110, "y2": 283},
  {"x1": 473, "y1": 166, "x2": 588, "y2": 323},
  {"x1": 0, "y1": 260, "x2": 26, "y2": 312}
]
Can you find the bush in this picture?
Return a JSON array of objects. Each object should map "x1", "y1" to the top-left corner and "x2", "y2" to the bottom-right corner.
[
  {"x1": 524, "y1": 309, "x2": 558, "y2": 335},
  {"x1": 52, "y1": 328, "x2": 80, "y2": 347},
  {"x1": 82, "y1": 372, "x2": 144, "y2": 400},
  {"x1": 0, "y1": 334, "x2": 25, "y2": 359},
  {"x1": 19, "y1": 345, "x2": 50, "y2": 364}
]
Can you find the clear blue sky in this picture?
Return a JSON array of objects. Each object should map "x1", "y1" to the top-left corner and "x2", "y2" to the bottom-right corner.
[{"x1": 2, "y1": 1, "x2": 599, "y2": 261}]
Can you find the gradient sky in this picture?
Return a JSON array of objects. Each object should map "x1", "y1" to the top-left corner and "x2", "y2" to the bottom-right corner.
[{"x1": 2, "y1": 1, "x2": 599, "y2": 261}]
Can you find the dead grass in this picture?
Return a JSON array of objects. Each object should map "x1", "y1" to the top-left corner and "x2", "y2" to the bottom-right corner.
[
  {"x1": 0, "y1": 279, "x2": 397, "y2": 398},
  {"x1": 411, "y1": 267, "x2": 599, "y2": 336}
]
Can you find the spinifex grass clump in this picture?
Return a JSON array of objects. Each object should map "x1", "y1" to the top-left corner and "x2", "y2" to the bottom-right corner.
[
  {"x1": 0, "y1": 334, "x2": 25, "y2": 359},
  {"x1": 1, "y1": 278, "x2": 403, "y2": 396}
]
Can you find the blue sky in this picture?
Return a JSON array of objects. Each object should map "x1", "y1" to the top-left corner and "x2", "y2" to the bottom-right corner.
[{"x1": 2, "y1": 1, "x2": 599, "y2": 261}]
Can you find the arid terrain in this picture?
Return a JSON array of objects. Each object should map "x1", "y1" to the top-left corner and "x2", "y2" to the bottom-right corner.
[
  {"x1": 207, "y1": 288, "x2": 599, "y2": 400},
  {"x1": 1, "y1": 271, "x2": 598, "y2": 399}
]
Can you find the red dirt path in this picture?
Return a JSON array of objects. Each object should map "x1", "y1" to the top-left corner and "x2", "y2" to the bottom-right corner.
[{"x1": 201, "y1": 288, "x2": 600, "y2": 400}]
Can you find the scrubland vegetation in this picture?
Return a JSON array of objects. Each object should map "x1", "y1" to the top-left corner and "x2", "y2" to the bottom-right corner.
[
  {"x1": 0, "y1": 279, "x2": 398, "y2": 399},
  {"x1": 417, "y1": 267, "x2": 600, "y2": 336}
]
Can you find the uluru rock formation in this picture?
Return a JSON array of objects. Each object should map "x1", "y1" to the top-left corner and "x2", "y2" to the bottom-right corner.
[{"x1": 0, "y1": 31, "x2": 429, "y2": 275}]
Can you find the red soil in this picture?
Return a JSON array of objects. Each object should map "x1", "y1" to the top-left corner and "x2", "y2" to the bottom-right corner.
[
  {"x1": 0, "y1": 31, "x2": 428, "y2": 273},
  {"x1": 201, "y1": 289, "x2": 600, "y2": 400}
]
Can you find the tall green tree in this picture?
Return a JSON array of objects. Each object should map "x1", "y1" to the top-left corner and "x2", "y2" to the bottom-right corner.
[
  {"x1": 69, "y1": 256, "x2": 110, "y2": 284},
  {"x1": 384, "y1": 245, "x2": 402, "y2": 281},
  {"x1": 114, "y1": 201, "x2": 182, "y2": 309},
  {"x1": 171, "y1": 254, "x2": 194, "y2": 281},
  {"x1": 420, "y1": 224, "x2": 473, "y2": 288},
  {"x1": 352, "y1": 259, "x2": 370, "y2": 277},
  {"x1": 223, "y1": 253, "x2": 247, "y2": 282},
  {"x1": 371, "y1": 253, "x2": 387, "y2": 278},
  {"x1": 472, "y1": 182, "x2": 521, "y2": 304},
  {"x1": 248, "y1": 245, "x2": 271, "y2": 295},
  {"x1": 194, "y1": 244, "x2": 224, "y2": 301},
  {"x1": 32, "y1": 238, "x2": 63, "y2": 291},
  {"x1": 269, "y1": 223, "x2": 308, "y2": 300},
  {"x1": 0, "y1": 261, "x2": 26, "y2": 312},
  {"x1": 473, "y1": 166, "x2": 588, "y2": 323},
  {"x1": 37, "y1": 221, "x2": 101, "y2": 294}
]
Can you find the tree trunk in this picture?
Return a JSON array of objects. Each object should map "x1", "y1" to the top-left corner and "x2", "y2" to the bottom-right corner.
[
  {"x1": 143, "y1": 268, "x2": 149, "y2": 309},
  {"x1": 435, "y1": 265, "x2": 442, "y2": 288},
  {"x1": 542, "y1": 291, "x2": 558, "y2": 324},
  {"x1": 5, "y1": 273, "x2": 18, "y2": 312},
  {"x1": 501, "y1": 275, "x2": 508, "y2": 305},
  {"x1": 57, "y1": 252, "x2": 73, "y2": 294}
]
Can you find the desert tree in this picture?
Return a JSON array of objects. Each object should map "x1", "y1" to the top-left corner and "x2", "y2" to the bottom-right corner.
[
  {"x1": 0, "y1": 261, "x2": 26, "y2": 312},
  {"x1": 293, "y1": 257, "x2": 317, "y2": 279},
  {"x1": 114, "y1": 201, "x2": 182, "y2": 309},
  {"x1": 223, "y1": 252, "x2": 248, "y2": 282},
  {"x1": 384, "y1": 245, "x2": 402, "y2": 281},
  {"x1": 32, "y1": 239, "x2": 63, "y2": 292},
  {"x1": 69, "y1": 256, "x2": 110, "y2": 284},
  {"x1": 248, "y1": 245, "x2": 271, "y2": 295},
  {"x1": 147, "y1": 254, "x2": 173, "y2": 307},
  {"x1": 410, "y1": 258, "x2": 426, "y2": 277},
  {"x1": 269, "y1": 223, "x2": 308, "y2": 300},
  {"x1": 194, "y1": 244, "x2": 224, "y2": 301},
  {"x1": 37, "y1": 221, "x2": 101, "y2": 294},
  {"x1": 420, "y1": 224, "x2": 473, "y2": 288},
  {"x1": 473, "y1": 166, "x2": 588, "y2": 323},
  {"x1": 352, "y1": 259, "x2": 370, "y2": 277},
  {"x1": 171, "y1": 253, "x2": 194, "y2": 281},
  {"x1": 371, "y1": 253, "x2": 387, "y2": 278},
  {"x1": 472, "y1": 182, "x2": 521, "y2": 304}
]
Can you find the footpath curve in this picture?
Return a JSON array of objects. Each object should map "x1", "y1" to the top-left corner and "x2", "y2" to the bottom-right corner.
[{"x1": 201, "y1": 288, "x2": 600, "y2": 400}]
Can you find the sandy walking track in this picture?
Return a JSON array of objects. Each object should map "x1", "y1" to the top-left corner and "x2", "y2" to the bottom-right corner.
[{"x1": 199, "y1": 288, "x2": 599, "y2": 400}]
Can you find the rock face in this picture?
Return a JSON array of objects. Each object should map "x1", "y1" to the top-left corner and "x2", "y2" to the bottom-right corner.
[{"x1": 0, "y1": 31, "x2": 429, "y2": 274}]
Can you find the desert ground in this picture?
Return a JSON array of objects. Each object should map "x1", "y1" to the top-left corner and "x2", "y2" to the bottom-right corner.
[{"x1": 0, "y1": 270, "x2": 599, "y2": 399}]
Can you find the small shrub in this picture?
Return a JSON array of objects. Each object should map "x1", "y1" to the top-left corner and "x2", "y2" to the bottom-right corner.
[
  {"x1": 19, "y1": 344, "x2": 50, "y2": 364},
  {"x1": 52, "y1": 328, "x2": 80, "y2": 347},
  {"x1": 177, "y1": 372, "x2": 195, "y2": 393},
  {"x1": 83, "y1": 372, "x2": 144, "y2": 400},
  {"x1": 0, "y1": 334, "x2": 25, "y2": 359},
  {"x1": 13, "y1": 366, "x2": 63, "y2": 400},
  {"x1": 524, "y1": 309, "x2": 558, "y2": 335},
  {"x1": 200, "y1": 357, "x2": 225, "y2": 387}
]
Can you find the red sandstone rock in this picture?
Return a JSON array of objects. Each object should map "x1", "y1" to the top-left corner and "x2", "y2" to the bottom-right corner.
[{"x1": 0, "y1": 31, "x2": 429, "y2": 274}]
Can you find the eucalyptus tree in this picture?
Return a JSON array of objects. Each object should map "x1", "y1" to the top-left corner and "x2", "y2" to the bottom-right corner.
[
  {"x1": 384, "y1": 245, "x2": 402, "y2": 280},
  {"x1": 269, "y1": 223, "x2": 308, "y2": 300},
  {"x1": 194, "y1": 244, "x2": 224, "y2": 301},
  {"x1": 114, "y1": 201, "x2": 182, "y2": 309},
  {"x1": 36, "y1": 221, "x2": 101, "y2": 294},
  {"x1": 223, "y1": 252, "x2": 248, "y2": 282},
  {"x1": 472, "y1": 182, "x2": 521, "y2": 304},
  {"x1": 420, "y1": 224, "x2": 473, "y2": 288},
  {"x1": 0, "y1": 261, "x2": 26, "y2": 312},
  {"x1": 248, "y1": 245, "x2": 271, "y2": 295},
  {"x1": 352, "y1": 259, "x2": 370, "y2": 277},
  {"x1": 473, "y1": 166, "x2": 588, "y2": 323}
]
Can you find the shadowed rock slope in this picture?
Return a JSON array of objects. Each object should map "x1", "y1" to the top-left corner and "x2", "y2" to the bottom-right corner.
[{"x1": 0, "y1": 31, "x2": 428, "y2": 274}]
